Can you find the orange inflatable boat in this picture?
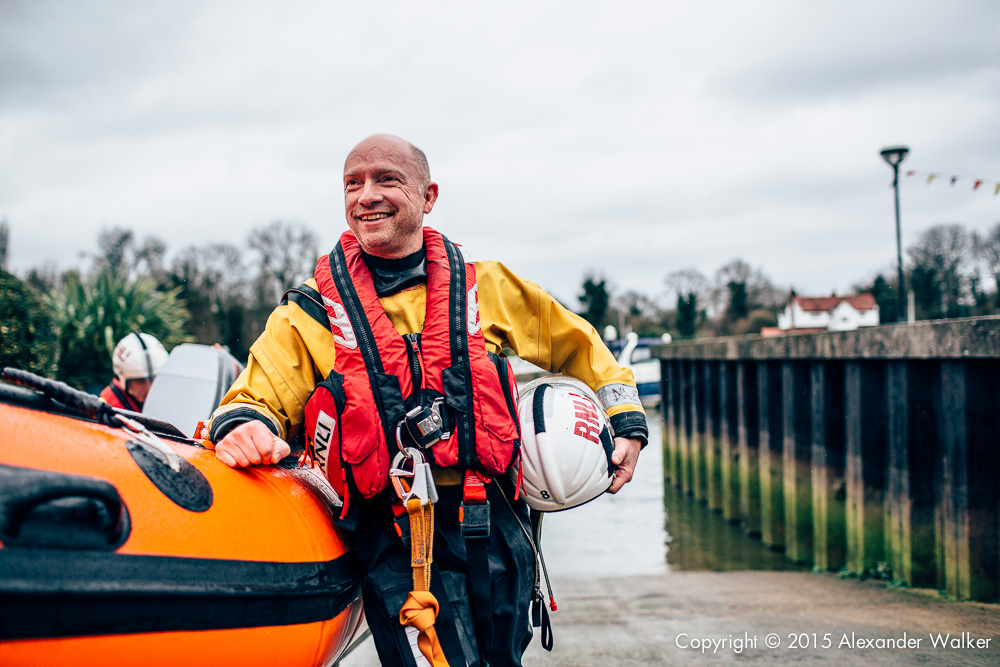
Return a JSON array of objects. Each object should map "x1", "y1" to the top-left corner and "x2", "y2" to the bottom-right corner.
[{"x1": 0, "y1": 368, "x2": 366, "y2": 667}]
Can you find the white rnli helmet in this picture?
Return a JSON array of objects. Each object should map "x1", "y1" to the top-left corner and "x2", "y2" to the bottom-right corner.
[
  {"x1": 515, "y1": 375, "x2": 616, "y2": 512},
  {"x1": 112, "y1": 333, "x2": 168, "y2": 383}
]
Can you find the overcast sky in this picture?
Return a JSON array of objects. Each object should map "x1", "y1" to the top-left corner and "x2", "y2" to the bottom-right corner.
[{"x1": 2, "y1": 0, "x2": 998, "y2": 305}]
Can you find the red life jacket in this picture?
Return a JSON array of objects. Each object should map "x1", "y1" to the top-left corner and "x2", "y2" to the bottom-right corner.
[
  {"x1": 100, "y1": 378, "x2": 142, "y2": 412},
  {"x1": 304, "y1": 227, "x2": 520, "y2": 503}
]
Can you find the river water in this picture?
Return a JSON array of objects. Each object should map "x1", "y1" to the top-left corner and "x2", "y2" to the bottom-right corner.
[{"x1": 539, "y1": 414, "x2": 803, "y2": 578}]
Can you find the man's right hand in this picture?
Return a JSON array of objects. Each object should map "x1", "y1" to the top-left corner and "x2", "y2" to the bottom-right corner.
[{"x1": 214, "y1": 420, "x2": 291, "y2": 468}]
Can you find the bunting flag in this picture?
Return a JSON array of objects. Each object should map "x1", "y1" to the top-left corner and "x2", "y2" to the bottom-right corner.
[{"x1": 903, "y1": 170, "x2": 1000, "y2": 196}]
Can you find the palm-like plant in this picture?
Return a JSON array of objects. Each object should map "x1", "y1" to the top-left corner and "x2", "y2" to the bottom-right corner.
[{"x1": 47, "y1": 269, "x2": 192, "y2": 391}]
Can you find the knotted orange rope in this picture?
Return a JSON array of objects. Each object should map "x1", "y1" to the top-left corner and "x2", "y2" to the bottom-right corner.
[{"x1": 399, "y1": 497, "x2": 450, "y2": 666}]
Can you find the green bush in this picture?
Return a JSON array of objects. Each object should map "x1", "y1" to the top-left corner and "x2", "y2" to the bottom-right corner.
[
  {"x1": 0, "y1": 269, "x2": 60, "y2": 376},
  {"x1": 47, "y1": 270, "x2": 192, "y2": 391}
]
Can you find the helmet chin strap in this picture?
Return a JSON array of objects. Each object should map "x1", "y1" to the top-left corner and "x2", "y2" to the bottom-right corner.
[{"x1": 132, "y1": 332, "x2": 154, "y2": 381}]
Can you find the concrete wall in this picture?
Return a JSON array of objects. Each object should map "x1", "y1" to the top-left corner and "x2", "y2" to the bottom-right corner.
[{"x1": 655, "y1": 316, "x2": 1000, "y2": 601}]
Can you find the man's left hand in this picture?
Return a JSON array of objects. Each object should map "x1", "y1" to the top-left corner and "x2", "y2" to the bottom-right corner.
[{"x1": 609, "y1": 437, "x2": 642, "y2": 493}]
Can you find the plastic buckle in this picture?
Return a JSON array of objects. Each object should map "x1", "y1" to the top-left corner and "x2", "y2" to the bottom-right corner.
[
  {"x1": 403, "y1": 404, "x2": 443, "y2": 449},
  {"x1": 460, "y1": 500, "x2": 491, "y2": 539}
]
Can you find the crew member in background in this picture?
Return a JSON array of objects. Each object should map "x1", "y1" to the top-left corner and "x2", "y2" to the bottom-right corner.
[
  {"x1": 208, "y1": 134, "x2": 647, "y2": 667},
  {"x1": 99, "y1": 333, "x2": 168, "y2": 412}
]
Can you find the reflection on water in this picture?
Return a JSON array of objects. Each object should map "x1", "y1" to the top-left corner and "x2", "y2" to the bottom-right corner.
[
  {"x1": 537, "y1": 416, "x2": 804, "y2": 577},
  {"x1": 663, "y1": 483, "x2": 805, "y2": 572}
]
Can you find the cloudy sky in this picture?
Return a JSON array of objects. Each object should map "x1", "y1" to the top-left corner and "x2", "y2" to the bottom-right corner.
[{"x1": 2, "y1": 0, "x2": 998, "y2": 305}]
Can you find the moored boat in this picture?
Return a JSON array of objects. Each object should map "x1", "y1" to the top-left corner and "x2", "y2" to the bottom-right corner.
[{"x1": 0, "y1": 368, "x2": 366, "y2": 667}]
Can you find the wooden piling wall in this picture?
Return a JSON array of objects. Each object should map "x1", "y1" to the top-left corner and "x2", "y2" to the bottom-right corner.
[{"x1": 654, "y1": 316, "x2": 1000, "y2": 601}]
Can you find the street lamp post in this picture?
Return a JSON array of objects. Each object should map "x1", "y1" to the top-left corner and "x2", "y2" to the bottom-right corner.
[{"x1": 880, "y1": 145, "x2": 910, "y2": 322}]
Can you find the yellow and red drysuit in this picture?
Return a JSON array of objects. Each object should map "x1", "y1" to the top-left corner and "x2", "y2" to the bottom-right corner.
[{"x1": 208, "y1": 236, "x2": 646, "y2": 666}]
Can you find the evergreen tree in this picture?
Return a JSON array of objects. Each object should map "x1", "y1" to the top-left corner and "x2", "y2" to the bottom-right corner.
[
  {"x1": 47, "y1": 267, "x2": 192, "y2": 391},
  {"x1": 578, "y1": 273, "x2": 610, "y2": 329},
  {"x1": 0, "y1": 269, "x2": 60, "y2": 376}
]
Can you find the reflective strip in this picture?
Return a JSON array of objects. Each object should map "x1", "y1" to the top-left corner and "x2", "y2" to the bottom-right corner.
[
  {"x1": 596, "y1": 383, "x2": 641, "y2": 410},
  {"x1": 322, "y1": 296, "x2": 358, "y2": 350}
]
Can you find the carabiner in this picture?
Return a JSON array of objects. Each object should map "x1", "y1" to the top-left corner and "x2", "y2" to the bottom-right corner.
[
  {"x1": 389, "y1": 447, "x2": 437, "y2": 505},
  {"x1": 389, "y1": 447, "x2": 424, "y2": 501}
]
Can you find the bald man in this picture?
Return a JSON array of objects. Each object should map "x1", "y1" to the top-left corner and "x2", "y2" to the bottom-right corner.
[{"x1": 209, "y1": 134, "x2": 647, "y2": 666}]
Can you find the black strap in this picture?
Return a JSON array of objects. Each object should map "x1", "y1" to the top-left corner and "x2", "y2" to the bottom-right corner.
[
  {"x1": 462, "y1": 471, "x2": 493, "y2": 664},
  {"x1": 443, "y1": 237, "x2": 477, "y2": 470},
  {"x1": 600, "y1": 428, "x2": 617, "y2": 476},
  {"x1": 110, "y1": 381, "x2": 140, "y2": 413},
  {"x1": 539, "y1": 599, "x2": 553, "y2": 651},
  {"x1": 466, "y1": 525, "x2": 493, "y2": 662}
]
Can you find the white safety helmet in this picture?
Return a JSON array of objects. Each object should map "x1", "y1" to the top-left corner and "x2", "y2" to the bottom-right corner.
[
  {"x1": 112, "y1": 333, "x2": 169, "y2": 383},
  {"x1": 514, "y1": 375, "x2": 616, "y2": 512}
]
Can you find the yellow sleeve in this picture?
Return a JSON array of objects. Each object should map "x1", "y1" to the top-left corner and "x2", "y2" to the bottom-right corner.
[
  {"x1": 476, "y1": 261, "x2": 646, "y2": 425},
  {"x1": 208, "y1": 279, "x2": 335, "y2": 441}
]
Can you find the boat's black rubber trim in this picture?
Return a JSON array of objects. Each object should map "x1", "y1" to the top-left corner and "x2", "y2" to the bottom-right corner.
[
  {"x1": 0, "y1": 547, "x2": 363, "y2": 640},
  {"x1": 0, "y1": 376, "x2": 188, "y2": 442}
]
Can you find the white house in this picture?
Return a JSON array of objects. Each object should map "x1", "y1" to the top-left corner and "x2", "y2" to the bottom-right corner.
[{"x1": 776, "y1": 293, "x2": 879, "y2": 332}]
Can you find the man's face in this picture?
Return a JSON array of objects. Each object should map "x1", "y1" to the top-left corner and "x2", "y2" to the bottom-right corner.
[
  {"x1": 125, "y1": 378, "x2": 152, "y2": 403},
  {"x1": 343, "y1": 135, "x2": 438, "y2": 258}
]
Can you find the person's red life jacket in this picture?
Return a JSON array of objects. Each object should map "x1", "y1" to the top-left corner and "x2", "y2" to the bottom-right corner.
[
  {"x1": 99, "y1": 378, "x2": 143, "y2": 412},
  {"x1": 304, "y1": 227, "x2": 520, "y2": 503}
]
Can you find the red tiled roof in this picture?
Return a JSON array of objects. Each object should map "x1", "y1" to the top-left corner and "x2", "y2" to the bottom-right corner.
[
  {"x1": 845, "y1": 293, "x2": 877, "y2": 310},
  {"x1": 793, "y1": 293, "x2": 877, "y2": 312}
]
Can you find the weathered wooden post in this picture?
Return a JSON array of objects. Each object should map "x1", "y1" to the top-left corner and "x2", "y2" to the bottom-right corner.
[
  {"x1": 661, "y1": 360, "x2": 678, "y2": 485},
  {"x1": 782, "y1": 361, "x2": 812, "y2": 564},
  {"x1": 886, "y1": 361, "x2": 910, "y2": 585},
  {"x1": 737, "y1": 361, "x2": 761, "y2": 535},
  {"x1": 810, "y1": 360, "x2": 846, "y2": 572},
  {"x1": 718, "y1": 361, "x2": 740, "y2": 521},
  {"x1": 844, "y1": 361, "x2": 887, "y2": 577},
  {"x1": 758, "y1": 361, "x2": 784, "y2": 550},
  {"x1": 938, "y1": 360, "x2": 967, "y2": 599},
  {"x1": 962, "y1": 362, "x2": 1000, "y2": 601},
  {"x1": 704, "y1": 362, "x2": 722, "y2": 511},
  {"x1": 690, "y1": 361, "x2": 706, "y2": 502},
  {"x1": 677, "y1": 360, "x2": 691, "y2": 495}
]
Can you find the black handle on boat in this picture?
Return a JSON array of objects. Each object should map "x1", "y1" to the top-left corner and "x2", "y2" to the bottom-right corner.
[
  {"x1": 0, "y1": 465, "x2": 130, "y2": 549},
  {"x1": 1, "y1": 367, "x2": 113, "y2": 422}
]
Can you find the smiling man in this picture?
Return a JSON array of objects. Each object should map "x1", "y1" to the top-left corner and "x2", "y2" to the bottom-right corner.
[{"x1": 208, "y1": 134, "x2": 647, "y2": 667}]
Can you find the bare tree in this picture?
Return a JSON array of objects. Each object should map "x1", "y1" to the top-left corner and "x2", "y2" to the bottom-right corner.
[
  {"x1": 0, "y1": 218, "x2": 9, "y2": 271},
  {"x1": 666, "y1": 268, "x2": 709, "y2": 338},
  {"x1": 973, "y1": 223, "x2": 1000, "y2": 290},
  {"x1": 665, "y1": 268, "x2": 709, "y2": 303},
  {"x1": 248, "y1": 220, "x2": 320, "y2": 303},
  {"x1": 907, "y1": 223, "x2": 973, "y2": 319}
]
